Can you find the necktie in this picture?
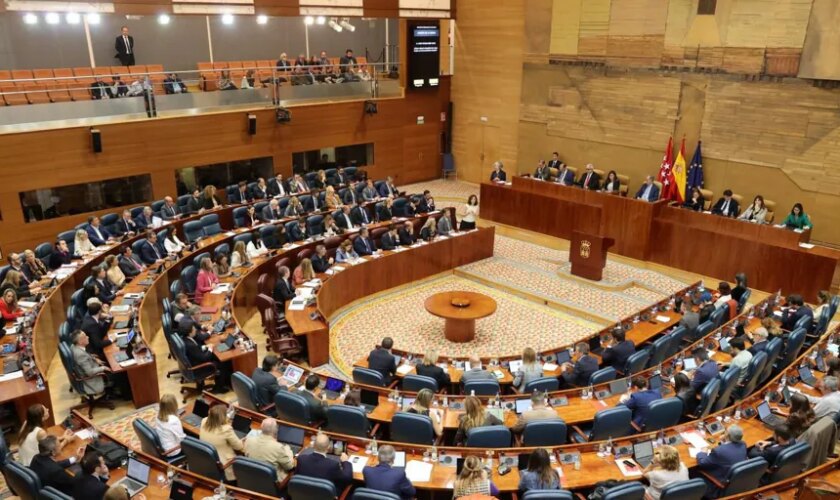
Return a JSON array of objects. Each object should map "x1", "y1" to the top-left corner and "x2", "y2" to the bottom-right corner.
[
  {"x1": 722, "y1": 200, "x2": 729, "y2": 214},
  {"x1": 364, "y1": 239, "x2": 370, "y2": 252},
  {"x1": 124, "y1": 36, "x2": 130, "y2": 54},
  {"x1": 132, "y1": 258, "x2": 141, "y2": 270},
  {"x1": 585, "y1": 173, "x2": 591, "y2": 186},
  {"x1": 362, "y1": 209, "x2": 368, "y2": 223},
  {"x1": 152, "y1": 244, "x2": 160, "y2": 259}
]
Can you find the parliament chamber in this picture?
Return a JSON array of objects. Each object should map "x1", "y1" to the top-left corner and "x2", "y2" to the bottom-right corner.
[{"x1": 2, "y1": 1, "x2": 840, "y2": 500}]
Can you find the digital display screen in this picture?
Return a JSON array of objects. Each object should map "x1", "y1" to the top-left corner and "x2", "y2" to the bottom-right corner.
[{"x1": 408, "y1": 21, "x2": 440, "y2": 89}]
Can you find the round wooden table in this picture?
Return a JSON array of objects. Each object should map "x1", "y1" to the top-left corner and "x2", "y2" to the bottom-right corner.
[{"x1": 424, "y1": 291, "x2": 497, "y2": 343}]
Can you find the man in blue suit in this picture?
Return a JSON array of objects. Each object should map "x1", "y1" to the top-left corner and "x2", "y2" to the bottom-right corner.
[
  {"x1": 561, "y1": 343, "x2": 599, "y2": 388},
  {"x1": 378, "y1": 176, "x2": 399, "y2": 198},
  {"x1": 781, "y1": 294, "x2": 814, "y2": 333},
  {"x1": 296, "y1": 433, "x2": 352, "y2": 492},
  {"x1": 287, "y1": 217, "x2": 308, "y2": 242},
  {"x1": 600, "y1": 328, "x2": 636, "y2": 372},
  {"x1": 138, "y1": 231, "x2": 164, "y2": 264},
  {"x1": 85, "y1": 216, "x2": 112, "y2": 246},
  {"x1": 363, "y1": 445, "x2": 416, "y2": 499},
  {"x1": 353, "y1": 227, "x2": 377, "y2": 256},
  {"x1": 635, "y1": 175, "x2": 660, "y2": 202},
  {"x1": 697, "y1": 424, "x2": 748, "y2": 485},
  {"x1": 134, "y1": 206, "x2": 155, "y2": 230},
  {"x1": 689, "y1": 347, "x2": 720, "y2": 394},
  {"x1": 619, "y1": 376, "x2": 662, "y2": 427},
  {"x1": 554, "y1": 164, "x2": 575, "y2": 186}
]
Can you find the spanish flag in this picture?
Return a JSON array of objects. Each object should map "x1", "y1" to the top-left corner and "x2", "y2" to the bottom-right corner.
[{"x1": 672, "y1": 137, "x2": 687, "y2": 203}]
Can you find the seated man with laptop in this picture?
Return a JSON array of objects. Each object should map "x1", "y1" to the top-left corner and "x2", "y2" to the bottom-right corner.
[{"x1": 511, "y1": 391, "x2": 560, "y2": 434}]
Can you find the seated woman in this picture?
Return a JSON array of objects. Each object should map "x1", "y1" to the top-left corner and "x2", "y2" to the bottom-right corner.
[
  {"x1": 194, "y1": 257, "x2": 219, "y2": 303},
  {"x1": 0, "y1": 270, "x2": 36, "y2": 299},
  {"x1": 781, "y1": 203, "x2": 812, "y2": 230},
  {"x1": 672, "y1": 372, "x2": 697, "y2": 416},
  {"x1": 246, "y1": 232, "x2": 269, "y2": 259},
  {"x1": 324, "y1": 186, "x2": 342, "y2": 210},
  {"x1": 602, "y1": 170, "x2": 621, "y2": 194},
  {"x1": 643, "y1": 445, "x2": 689, "y2": 500},
  {"x1": 437, "y1": 211, "x2": 453, "y2": 235},
  {"x1": 293, "y1": 258, "x2": 315, "y2": 286},
  {"x1": 454, "y1": 395, "x2": 503, "y2": 445},
  {"x1": 230, "y1": 241, "x2": 250, "y2": 268},
  {"x1": 419, "y1": 217, "x2": 437, "y2": 241},
  {"x1": 406, "y1": 388, "x2": 444, "y2": 438},
  {"x1": 323, "y1": 214, "x2": 343, "y2": 237},
  {"x1": 786, "y1": 393, "x2": 816, "y2": 438},
  {"x1": 682, "y1": 187, "x2": 705, "y2": 211},
  {"x1": 104, "y1": 255, "x2": 126, "y2": 288},
  {"x1": 513, "y1": 347, "x2": 544, "y2": 393},
  {"x1": 312, "y1": 170, "x2": 328, "y2": 190},
  {"x1": 453, "y1": 455, "x2": 500, "y2": 498},
  {"x1": 163, "y1": 229, "x2": 186, "y2": 254},
  {"x1": 0, "y1": 289, "x2": 23, "y2": 321},
  {"x1": 519, "y1": 448, "x2": 561, "y2": 492},
  {"x1": 74, "y1": 229, "x2": 96, "y2": 257},
  {"x1": 214, "y1": 253, "x2": 231, "y2": 278},
  {"x1": 738, "y1": 195, "x2": 767, "y2": 224},
  {"x1": 154, "y1": 394, "x2": 186, "y2": 457},
  {"x1": 415, "y1": 350, "x2": 451, "y2": 390},
  {"x1": 335, "y1": 239, "x2": 359, "y2": 263},
  {"x1": 23, "y1": 249, "x2": 48, "y2": 281}
]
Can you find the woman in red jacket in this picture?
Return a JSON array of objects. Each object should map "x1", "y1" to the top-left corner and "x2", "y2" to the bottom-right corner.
[
  {"x1": 194, "y1": 257, "x2": 219, "y2": 304},
  {"x1": 0, "y1": 289, "x2": 23, "y2": 321}
]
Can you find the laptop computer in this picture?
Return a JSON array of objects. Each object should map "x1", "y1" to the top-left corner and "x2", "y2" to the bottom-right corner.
[
  {"x1": 798, "y1": 366, "x2": 818, "y2": 387},
  {"x1": 609, "y1": 378, "x2": 630, "y2": 396},
  {"x1": 116, "y1": 329, "x2": 136, "y2": 349},
  {"x1": 781, "y1": 385, "x2": 792, "y2": 406},
  {"x1": 718, "y1": 337, "x2": 731, "y2": 352},
  {"x1": 508, "y1": 359, "x2": 523, "y2": 374},
  {"x1": 682, "y1": 357, "x2": 697, "y2": 371},
  {"x1": 401, "y1": 397, "x2": 416, "y2": 411},
  {"x1": 231, "y1": 414, "x2": 252, "y2": 439},
  {"x1": 283, "y1": 365, "x2": 305, "y2": 385},
  {"x1": 322, "y1": 377, "x2": 346, "y2": 400},
  {"x1": 815, "y1": 355, "x2": 827, "y2": 373},
  {"x1": 757, "y1": 401, "x2": 786, "y2": 429},
  {"x1": 555, "y1": 350, "x2": 572, "y2": 365},
  {"x1": 2, "y1": 358, "x2": 19, "y2": 375},
  {"x1": 514, "y1": 399, "x2": 532, "y2": 414},
  {"x1": 215, "y1": 335, "x2": 237, "y2": 353},
  {"x1": 633, "y1": 441, "x2": 655, "y2": 468},
  {"x1": 360, "y1": 389, "x2": 380, "y2": 413},
  {"x1": 277, "y1": 425, "x2": 305, "y2": 455},
  {"x1": 113, "y1": 319, "x2": 131, "y2": 330},
  {"x1": 589, "y1": 336, "x2": 603, "y2": 354},
  {"x1": 113, "y1": 457, "x2": 150, "y2": 498},
  {"x1": 183, "y1": 399, "x2": 210, "y2": 427}
]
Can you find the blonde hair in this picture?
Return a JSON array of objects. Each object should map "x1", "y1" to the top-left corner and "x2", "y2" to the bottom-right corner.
[
  {"x1": 105, "y1": 255, "x2": 118, "y2": 268},
  {"x1": 2, "y1": 270, "x2": 21, "y2": 287},
  {"x1": 300, "y1": 258, "x2": 314, "y2": 280},
  {"x1": 3, "y1": 288, "x2": 18, "y2": 307},
  {"x1": 461, "y1": 396, "x2": 485, "y2": 433},
  {"x1": 203, "y1": 185, "x2": 216, "y2": 199},
  {"x1": 454, "y1": 455, "x2": 486, "y2": 492},
  {"x1": 158, "y1": 394, "x2": 179, "y2": 421},
  {"x1": 656, "y1": 445, "x2": 680, "y2": 471},
  {"x1": 422, "y1": 218, "x2": 436, "y2": 232},
  {"x1": 233, "y1": 241, "x2": 248, "y2": 262},
  {"x1": 522, "y1": 347, "x2": 537, "y2": 366},
  {"x1": 199, "y1": 257, "x2": 214, "y2": 272},
  {"x1": 203, "y1": 404, "x2": 227, "y2": 432},
  {"x1": 422, "y1": 350, "x2": 439, "y2": 367}
]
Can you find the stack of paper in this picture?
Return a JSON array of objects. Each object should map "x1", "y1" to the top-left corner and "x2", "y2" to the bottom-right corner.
[
  {"x1": 680, "y1": 430, "x2": 709, "y2": 450},
  {"x1": 404, "y1": 460, "x2": 433, "y2": 483},
  {"x1": 348, "y1": 456, "x2": 369, "y2": 473},
  {"x1": 616, "y1": 459, "x2": 643, "y2": 477},
  {"x1": 396, "y1": 365, "x2": 414, "y2": 375},
  {"x1": 655, "y1": 315, "x2": 671, "y2": 323}
]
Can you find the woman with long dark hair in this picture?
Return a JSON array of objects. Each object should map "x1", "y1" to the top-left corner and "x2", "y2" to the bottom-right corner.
[{"x1": 518, "y1": 448, "x2": 560, "y2": 491}]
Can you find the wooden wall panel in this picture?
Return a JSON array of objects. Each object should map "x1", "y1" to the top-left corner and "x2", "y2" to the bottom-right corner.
[
  {"x1": 798, "y1": 0, "x2": 840, "y2": 80},
  {"x1": 0, "y1": 83, "x2": 449, "y2": 252}
]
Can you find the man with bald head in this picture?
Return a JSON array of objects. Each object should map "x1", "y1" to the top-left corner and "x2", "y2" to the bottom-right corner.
[
  {"x1": 460, "y1": 354, "x2": 495, "y2": 387},
  {"x1": 244, "y1": 418, "x2": 295, "y2": 480},
  {"x1": 296, "y1": 433, "x2": 352, "y2": 490},
  {"x1": 363, "y1": 445, "x2": 416, "y2": 499},
  {"x1": 161, "y1": 196, "x2": 179, "y2": 220}
]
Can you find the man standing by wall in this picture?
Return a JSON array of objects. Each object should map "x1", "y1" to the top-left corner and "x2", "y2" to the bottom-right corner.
[{"x1": 115, "y1": 26, "x2": 135, "y2": 66}]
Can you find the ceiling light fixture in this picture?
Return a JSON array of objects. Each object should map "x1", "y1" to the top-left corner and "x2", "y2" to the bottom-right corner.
[
  {"x1": 45, "y1": 12, "x2": 60, "y2": 24},
  {"x1": 257, "y1": 14, "x2": 267, "y2": 24},
  {"x1": 315, "y1": 15, "x2": 326, "y2": 25},
  {"x1": 328, "y1": 17, "x2": 342, "y2": 32},
  {"x1": 86, "y1": 12, "x2": 101, "y2": 24},
  {"x1": 158, "y1": 14, "x2": 170, "y2": 24},
  {"x1": 339, "y1": 17, "x2": 355, "y2": 32},
  {"x1": 65, "y1": 11, "x2": 80, "y2": 23},
  {"x1": 23, "y1": 12, "x2": 38, "y2": 24},
  {"x1": 221, "y1": 12, "x2": 234, "y2": 24},
  {"x1": 303, "y1": 15, "x2": 314, "y2": 25}
]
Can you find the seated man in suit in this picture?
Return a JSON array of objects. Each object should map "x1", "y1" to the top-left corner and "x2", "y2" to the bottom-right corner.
[
  {"x1": 273, "y1": 266, "x2": 295, "y2": 305},
  {"x1": 262, "y1": 199, "x2": 283, "y2": 222},
  {"x1": 511, "y1": 390, "x2": 560, "y2": 434},
  {"x1": 555, "y1": 164, "x2": 575, "y2": 186},
  {"x1": 353, "y1": 227, "x2": 377, "y2": 256},
  {"x1": 600, "y1": 328, "x2": 636, "y2": 372},
  {"x1": 86, "y1": 216, "x2": 112, "y2": 247},
  {"x1": 117, "y1": 246, "x2": 144, "y2": 278},
  {"x1": 561, "y1": 343, "x2": 599, "y2": 388},
  {"x1": 297, "y1": 433, "x2": 352, "y2": 492},
  {"x1": 335, "y1": 205, "x2": 355, "y2": 230},
  {"x1": 378, "y1": 176, "x2": 400, "y2": 198},
  {"x1": 711, "y1": 189, "x2": 740, "y2": 218},
  {"x1": 461, "y1": 354, "x2": 496, "y2": 385},
  {"x1": 398, "y1": 221, "x2": 415, "y2": 246},
  {"x1": 618, "y1": 376, "x2": 662, "y2": 427},
  {"x1": 308, "y1": 188, "x2": 323, "y2": 212},
  {"x1": 160, "y1": 196, "x2": 180, "y2": 220},
  {"x1": 367, "y1": 337, "x2": 397, "y2": 385},
  {"x1": 134, "y1": 206, "x2": 155, "y2": 230},
  {"x1": 288, "y1": 217, "x2": 309, "y2": 242},
  {"x1": 163, "y1": 73, "x2": 188, "y2": 94},
  {"x1": 70, "y1": 331, "x2": 111, "y2": 396},
  {"x1": 29, "y1": 435, "x2": 85, "y2": 497},
  {"x1": 697, "y1": 424, "x2": 748, "y2": 486},
  {"x1": 138, "y1": 231, "x2": 165, "y2": 264},
  {"x1": 547, "y1": 151, "x2": 563, "y2": 169},
  {"x1": 244, "y1": 418, "x2": 295, "y2": 481},
  {"x1": 311, "y1": 244, "x2": 333, "y2": 273},
  {"x1": 81, "y1": 301, "x2": 113, "y2": 359},
  {"x1": 362, "y1": 179, "x2": 379, "y2": 202},
  {"x1": 289, "y1": 174, "x2": 309, "y2": 194},
  {"x1": 490, "y1": 161, "x2": 507, "y2": 182},
  {"x1": 404, "y1": 199, "x2": 418, "y2": 217},
  {"x1": 362, "y1": 445, "x2": 416, "y2": 499},
  {"x1": 298, "y1": 374, "x2": 327, "y2": 421},
  {"x1": 182, "y1": 307, "x2": 230, "y2": 393},
  {"x1": 635, "y1": 176, "x2": 660, "y2": 202},
  {"x1": 73, "y1": 451, "x2": 110, "y2": 500},
  {"x1": 748, "y1": 424, "x2": 796, "y2": 464},
  {"x1": 115, "y1": 209, "x2": 138, "y2": 236},
  {"x1": 91, "y1": 265, "x2": 117, "y2": 303},
  {"x1": 268, "y1": 173, "x2": 288, "y2": 197},
  {"x1": 232, "y1": 181, "x2": 252, "y2": 204},
  {"x1": 689, "y1": 347, "x2": 719, "y2": 394},
  {"x1": 417, "y1": 190, "x2": 436, "y2": 213},
  {"x1": 678, "y1": 294, "x2": 702, "y2": 340},
  {"x1": 343, "y1": 181, "x2": 360, "y2": 205},
  {"x1": 185, "y1": 188, "x2": 203, "y2": 215},
  {"x1": 748, "y1": 328, "x2": 770, "y2": 355},
  {"x1": 781, "y1": 294, "x2": 814, "y2": 333},
  {"x1": 251, "y1": 355, "x2": 287, "y2": 405},
  {"x1": 576, "y1": 163, "x2": 601, "y2": 190},
  {"x1": 350, "y1": 203, "x2": 372, "y2": 226},
  {"x1": 533, "y1": 160, "x2": 551, "y2": 181},
  {"x1": 379, "y1": 224, "x2": 401, "y2": 251}
]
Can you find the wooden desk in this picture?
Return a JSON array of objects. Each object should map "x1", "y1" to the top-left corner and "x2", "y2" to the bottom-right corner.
[{"x1": 424, "y1": 291, "x2": 497, "y2": 342}]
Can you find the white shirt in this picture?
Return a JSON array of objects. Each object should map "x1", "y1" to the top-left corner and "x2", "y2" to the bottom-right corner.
[
  {"x1": 18, "y1": 427, "x2": 43, "y2": 466},
  {"x1": 729, "y1": 350, "x2": 753, "y2": 382},
  {"x1": 154, "y1": 415, "x2": 186, "y2": 456},
  {"x1": 240, "y1": 76, "x2": 253, "y2": 89},
  {"x1": 123, "y1": 35, "x2": 131, "y2": 54},
  {"x1": 645, "y1": 464, "x2": 689, "y2": 500},
  {"x1": 230, "y1": 252, "x2": 247, "y2": 268},
  {"x1": 463, "y1": 204, "x2": 479, "y2": 223},
  {"x1": 164, "y1": 235, "x2": 185, "y2": 254},
  {"x1": 246, "y1": 241, "x2": 268, "y2": 259},
  {"x1": 714, "y1": 294, "x2": 732, "y2": 309}
]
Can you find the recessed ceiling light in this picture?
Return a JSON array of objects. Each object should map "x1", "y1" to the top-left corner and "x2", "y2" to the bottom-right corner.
[
  {"x1": 316, "y1": 16, "x2": 326, "y2": 25},
  {"x1": 221, "y1": 13, "x2": 234, "y2": 25},
  {"x1": 257, "y1": 14, "x2": 268, "y2": 24},
  {"x1": 158, "y1": 14, "x2": 170, "y2": 24},
  {"x1": 304, "y1": 16, "x2": 314, "y2": 26},
  {"x1": 66, "y1": 12, "x2": 80, "y2": 24},
  {"x1": 45, "y1": 12, "x2": 60, "y2": 24},
  {"x1": 86, "y1": 13, "x2": 101, "y2": 24},
  {"x1": 23, "y1": 12, "x2": 38, "y2": 24}
]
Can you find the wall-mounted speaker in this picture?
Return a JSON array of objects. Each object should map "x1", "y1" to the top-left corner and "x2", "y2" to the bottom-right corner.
[
  {"x1": 90, "y1": 128, "x2": 102, "y2": 153},
  {"x1": 276, "y1": 108, "x2": 291, "y2": 123},
  {"x1": 247, "y1": 114, "x2": 256, "y2": 135}
]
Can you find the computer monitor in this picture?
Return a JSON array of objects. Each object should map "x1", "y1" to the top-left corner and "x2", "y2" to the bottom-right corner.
[
  {"x1": 757, "y1": 400, "x2": 773, "y2": 421},
  {"x1": 360, "y1": 389, "x2": 380, "y2": 407},
  {"x1": 324, "y1": 377, "x2": 345, "y2": 393},
  {"x1": 508, "y1": 359, "x2": 523, "y2": 374},
  {"x1": 514, "y1": 399, "x2": 532, "y2": 414},
  {"x1": 192, "y1": 399, "x2": 210, "y2": 418},
  {"x1": 609, "y1": 378, "x2": 629, "y2": 395}
]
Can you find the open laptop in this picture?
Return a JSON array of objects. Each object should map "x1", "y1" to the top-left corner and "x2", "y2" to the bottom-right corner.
[
  {"x1": 815, "y1": 355, "x2": 827, "y2": 373},
  {"x1": 718, "y1": 337, "x2": 731, "y2": 352},
  {"x1": 609, "y1": 378, "x2": 630, "y2": 396},
  {"x1": 277, "y1": 425, "x2": 305, "y2": 455},
  {"x1": 633, "y1": 441, "x2": 655, "y2": 468},
  {"x1": 682, "y1": 357, "x2": 697, "y2": 371},
  {"x1": 2, "y1": 358, "x2": 19, "y2": 375},
  {"x1": 182, "y1": 399, "x2": 210, "y2": 427},
  {"x1": 215, "y1": 334, "x2": 237, "y2": 353},
  {"x1": 508, "y1": 359, "x2": 523, "y2": 374},
  {"x1": 231, "y1": 414, "x2": 252, "y2": 439},
  {"x1": 113, "y1": 457, "x2": 150, "y2": 498},
  {"x1": 282, "y1": 365, "x2": 305, "y2": 385},
  {"x1": 798, "y1": 366, "x2": 818, "y2": 387},
  {"x1": 116, "y1": 329, "x2": 136, "y2": 349},
  {"x1": 359, "y1": 389, "x2": 380, "y2": 413},
  {"x1": 514, "y1": 399, "x2": 532, "y2": 414},
  {"x1": 322, "y1": 377, "x2": 346, "y2": 400},
  {"x1": 555, "y1": 349, "x2": 572, "y2": 365},
  {"x1": 757, "y1": 401, "x2": 786, "y2": 429}
]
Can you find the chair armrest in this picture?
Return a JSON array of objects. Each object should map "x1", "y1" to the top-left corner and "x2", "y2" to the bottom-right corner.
[
  {"x1": 575, "y1": 493, "x2": 587, "y2": 500},
  {"x1": 222, "y1": 458, "x2": 235, "y2": 470},
  {"x1": 162, "y1": 445, "x2": 182, "y2": 456},
  {"x1": 511, "y1": 493, "x2": 519, "y2": 500},
  {"x1": 338, "y1": 484, "x2": 352, "y2": 500},
  {"x1": 74, "y1": 372, "x2": 110, "y2": 382},
  {"x1": 188, "y1": 362, "x2": 216, "y2": 373},
  {"x1": 570, "y1": 425, "x2": 589, "y2": 442},
  {"x1": 369, "y1": 423, "x2": 381, "y2": 438},
  {"x1": 631, "y1": 421, "x2": 643, "y2": 433},
  {"x1": 387, "y1": 379, "x2": 399, "y2": 389},
  {"x1": 259, "y1": 402, "x2": 276, "y2": 413},
  {"x1": 698, "y1": 470, "x2": 725, "y2": 489}
]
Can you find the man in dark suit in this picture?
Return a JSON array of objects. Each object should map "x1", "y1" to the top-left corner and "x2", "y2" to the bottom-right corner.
[
  {"x1": 378, "y1": 176, "x2": 399, "y2": 198},
  {"x1": 86, "y1": 216, "x2": 111, "y2": 246},
  {"x1": 268, "y1": 174, "x2": 288, "y2": 197},
  {"x1": 417, "y1": 190, "x2": 435, "y2": 212},
  {"x1": 600, "y1": 328, "x2": 636, "y2": 372},
  {"x1": 288, "y1": 218, "x2": 308, "y2": 242},
  {"x1": 398, "y1": 221, "x2": 415, "y2": 246},
  {"x1": 118, "y1": 246, "x2": 144, "y2": 278},
  {"x1": 618, "y1": 376, "x2": 662, "y2": 427},
  {"x1": 547, "y1": 152, "x2": 563, "y2": 169},
  {"x1": 134, "y1": 206, "x2": 155, "y2": 230},
  {"x1": 92, "y1": 265, "x2": 117, "y2": 303},
  {"x1": 362, "y1": 445, "x2": 416, "y2": 499},
  {"x1": 635, "y1": 175, "x2": 660, "y2": 202},
  {"x1": 404, "y1": 199, "x2": 417, "y2": 217},
  {"x1": 163, "y1": 73, "x2": 187, "y2": 94},
  {"x1": 555, "y1": 164, "x2": 575, "y2": 186},
  {"x1": 115, "y1": 209, "x2": 138, "y2": 236},
  {"x1": 748, "y1": 424, "x2": 796, "y2": 465},
  {"x1": 251, "y1": 355, "x2": 286, "y2": 404},
  {"x1": 182, "y1": 307, "x2": 230, "y2": 392},
  {"x1": 350, "y1": 204, "x2": 372, "y2": 226},
  {"x1": 73, "y1": 451, "x2": 109, "y2": 500},
  {"x1": 233, "y1": 181, "x2": 252, "y2": 204},
  {"x1": 354, "y1": 227, "x2": 377, "y2": 256},
  {"x1": 311, "y1": 245, "x2": 333, "y2": 273},
  {"x1": 332, "y1": 168, "x2": 350, "y2": 187},
  {"x1": 561, "y1": 343, "x2": 599, "y2": 388},
  {"x1": 114, "y1": 26, "x2": 135, "y2": 66},
  {"x1": 697, "y1": 424, "x2": 748, "y2": 485},
  {"x1": 297, "y1": 433, "x2": 352, "y2": 491},
  {"x1": 81, "y1": 301, "x2": 113, "y2": 359},
  {"x1": 577, "y1": 163, "x2": 601, "y2": 190},
  {"x1": 298, "y1": 374, "x2": 327, "y2": 421},
  {"x1": 689, "y1": 347, "x2": 719, "y2": 394},
  {"x1": 380, "y1": 225, "x2": 400, "y2": 251},
  {"x1": 308, "y1": 189, "x2": 322, "y2": 212},
  {"x1": 273, "y1": 266, "x2": 295, "y2": 304},
  {"x1": 748, "y1": 328, "x2": 770, "y2": 355},
  {"x1": 262, "y1": 199, "x2": 283, "y2": 222},
  {"x1": 490, "y1": 161, "x2": 506, "y2": 182},
  {"x1": 781, "y1": 294, "x2": 814, "y2": 333},
  {"x1": 30, "y1": 435, "x2": 84, "y2": 497},
  {"x1": 186, "y1": 189, "x2": 203, "y2": 215},
  {"x1": 160, "y1": 196, "x2": 180, "y2": 220},
  {"x1": 533, "y1": 160, "x2": 551, "y2": 181},
  {"x1": 367, "y1": 337, "x2": 397, "y2": 384},
  {"x1": 343, "y1": 182, "x2": 360, "y2": 205},
  {"x1": 138, "y1": 231, "x2": 164, "y2": 264},
  {"x1": 335, "y1": 206, "x2": 354, "y2": 230},
  {"x1": 711, "y1": 190, "x2": 740, "y2": 218}
]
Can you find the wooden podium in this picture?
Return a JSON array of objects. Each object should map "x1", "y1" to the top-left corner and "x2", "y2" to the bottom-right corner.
[{"x1": 570, "y1": 231, "x2": 614, "y2": 281}]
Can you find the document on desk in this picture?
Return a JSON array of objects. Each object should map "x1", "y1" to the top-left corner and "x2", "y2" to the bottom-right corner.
[
  {"x1": 394, "y1": 451, "x2": 406, "y2": 467},
  {"x1": 18, "y1": 301, "x2": 38, "y2": 309},
  {"x1": 0, "y1": 371, "x2": 23, "y2": 382},
  {"x1": 119, "y1": 359, "x2": 138, "y2": 368},
  {"x1": 348, "y1": 455, "x2": 369, "y2": 474},
  {"x1": 655, "y1": 315, "x2": 671, "y2": 323},
  {"x1": 405, "y1": 460, "x2": 433, "y2": 483},
  {"x1": 616, "y1": 459, "x2": 643, "y2": 477},
  {"x1": 396, "y1": 364, "x2": 414, "y2": 375},
  {"x1": 799, "y1": 243, "x2": 815, "y2": 249},
  {"x1": 288, "y1": 298, "x2": 307, "y2": 311},
  {"x1": 110, "y1": 305, "x2": 131, "y2": 313},
  {"x1": 543, "y1": 363, "x2": 559, "y2": 372},
  {"x1": 75, "y1": 429, "x2": 95, "y2": 441},
  {"x1": 689, "y1": 447, "x2": 702, "y2": 458},
  {"x1": 680, "y1": 430, "x2": 709, "y2": 450}
]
